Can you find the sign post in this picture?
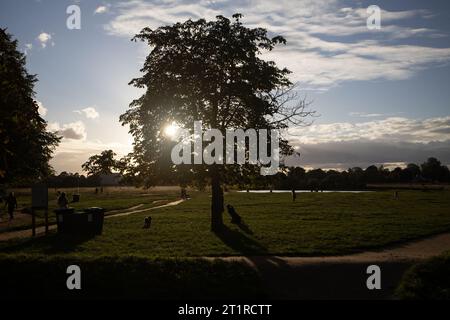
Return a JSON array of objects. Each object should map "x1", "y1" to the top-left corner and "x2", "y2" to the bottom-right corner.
[{"x1": 31, "y1": 183, "x2": 48, "y2": 236}]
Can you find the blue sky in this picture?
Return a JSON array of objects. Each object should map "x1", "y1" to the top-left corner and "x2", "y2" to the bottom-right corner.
[{"x1": 1, "y1": 0, "x2": 450, "y2": 172}]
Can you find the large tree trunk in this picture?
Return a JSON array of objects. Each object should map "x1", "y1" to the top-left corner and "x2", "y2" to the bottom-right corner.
[{"x1": 210, "y1": 164, "x2": 224, "y2": 231}]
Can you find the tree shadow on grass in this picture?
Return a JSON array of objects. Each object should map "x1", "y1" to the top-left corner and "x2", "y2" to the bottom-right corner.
[
  {"x1": 214, "y1": 224, "x2": 266, "y2": 255},
  {"x1": 1, "y1": 232, "x2": 96, "y2": 254},
  {"x1": 213, "y1": 224, "x2": 288, "y2": 268},
  {"x1": 213, "y1": 224, "x2": 291, "y2": 299},
  {"x1": 235, "y1": 221, "x2": 253, "y2": 235}
]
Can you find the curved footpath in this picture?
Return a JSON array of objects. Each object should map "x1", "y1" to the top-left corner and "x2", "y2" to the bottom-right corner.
[
  {"x1": 212, "y1": 233, "x2": 450, "y2": 299},
  {"x1": 0, "y1": 199, "x2": 184, "y2": 241}
]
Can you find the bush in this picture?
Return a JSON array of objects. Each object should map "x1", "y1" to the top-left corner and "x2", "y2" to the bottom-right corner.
[
  {"x1": 0, "y1": 255, "x2": 265, "y2": 299},
  {"x1": 396, "y1": 252, "x2": 450, "y2": 300}
]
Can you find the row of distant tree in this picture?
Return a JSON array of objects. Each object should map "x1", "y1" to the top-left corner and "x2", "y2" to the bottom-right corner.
[
  {"x1": 38, "y1": 156, "x2": 449, "y2": 190},
  {"x1": 248, "y1": 157, "x2": 450, "y2": 190}
]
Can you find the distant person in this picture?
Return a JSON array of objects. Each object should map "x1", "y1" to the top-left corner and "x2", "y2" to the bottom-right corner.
[
  {"x1": 57, "y1": 192, "x2": 69, "y2": 209},
  {"x1": 226, "y1": 204, "x2": 241, "y2": 224},
  {"x1": 394, "y1": 191, "x2": 399, "y2": 200},
  {"x1": 100, "y1": 187, "x2": 104, "y2": 193},
  {"x1": 292, "y1": 188, "x2": 296, "y2": 202},
  {"x1": 180, "y1": 187, "x2": 187, "y2": 199},
  {"x1": 95, "y1": 187, "x2": 98, "y2": 194},
  {"x1": 4, "y1": 192, "x2": 17, "y2": 220}
]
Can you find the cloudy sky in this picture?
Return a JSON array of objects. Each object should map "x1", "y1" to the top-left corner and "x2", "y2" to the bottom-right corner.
[{"x1": 1, "y1": 0, "x2": 450, "y2": 172}]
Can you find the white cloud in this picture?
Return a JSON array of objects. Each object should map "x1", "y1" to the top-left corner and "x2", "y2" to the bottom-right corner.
[
  {"x1": 48, "y1": 121, "x2": 87, "y2": 140},
  {"x1": 36, "y1": 100, "x2": 47, "y2": 117},
  {"x1": 50, "y1": 139, "x2": 132, "y2": 173},
  {"x1": 104, "y1": 0, "x2": 450, "y2": 89},
  {"x1": 284, "y1": 139, "x2": 450, "y2": 170},
  {"x1": 74, "y1": 107, "x2": 100, "y2": 119},
  {"x1": 288, "y1": 116, "x2": 450, "y2": 144},
  {"x1": 24, "y1": 43, "x2": 32, "y2": 55},
  {"x1": 94, "y1": 5, "x2": 108, "y2": 14},
  {"x1": 37, "y1": 32, "x2": 52, "y2": 48},
  {"x1": 282, "y1": 116, "x2": 450, "y2": 169},
  {"x1": 349, "y1": 112, "x2": 403, "y2": 118}
]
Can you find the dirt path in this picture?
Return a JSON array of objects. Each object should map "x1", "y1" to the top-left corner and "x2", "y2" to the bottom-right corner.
[
  {"x1": 210, "y1": 233, "x2": 450, "y2": 300},
  {"x1": 107, "y1": 199, "x2": 184, "y2": 218},
  {"x1": 215, "y1": 232, "x2": 450, "y2": 265},
  {"x1": 0, "y1": 199, "x2": 185, "y2": 241}
]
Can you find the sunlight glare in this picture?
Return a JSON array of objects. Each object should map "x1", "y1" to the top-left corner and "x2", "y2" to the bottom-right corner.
[{"x1": 163, "y1": 122, "x2": 179, "y2": 139}]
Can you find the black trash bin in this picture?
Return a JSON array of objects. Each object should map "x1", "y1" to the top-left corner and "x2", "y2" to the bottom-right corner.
[
  {"x1": 54, "y1": 207, "x2": 105, "y2": 235},
  {"x1": 83, "y1": 207, "x2": 105, "y2": 235},
  {"x1": 54, "y1": 208, "x2": 75, "y2": 233}
]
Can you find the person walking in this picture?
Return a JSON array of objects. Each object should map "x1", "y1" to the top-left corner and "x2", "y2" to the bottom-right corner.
[
  {"x1": 5, "y1": 192, "x2": 17, "y2": 220},
  {"x1": 57, "y1": 192, "x2": 69, "y2": 209}
]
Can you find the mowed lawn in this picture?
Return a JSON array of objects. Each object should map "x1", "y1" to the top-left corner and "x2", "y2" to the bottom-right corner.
[
  {"x1": 2, "y1": 190, "x2": 450, "y2": 257},
  {"x1": 1, "y1": 187, "x2": 180, "y2": 231}
]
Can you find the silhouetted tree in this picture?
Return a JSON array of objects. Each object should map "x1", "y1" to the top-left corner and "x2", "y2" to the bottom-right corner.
[
  {"x1": 120, "y1": 14, "x2": 313, "y2": 231},
  {"x1": 364, "y1": 165, "x2": 382, "y2": 183},
  {"x1": 421, "y1": 157, "x2": 448, "y2": 182},
  {"x1": 400, "y1": 163, "x2": 421, "y2": 182},
  {"x1": 287, "y1": 167, "x2": 305, "y2": 190},
  {"x1": 82, "y1": 150, "x2": 119, "y2": 176},
  {"x1": 0, "y1": 29, "x2": 60, "y2": 184}
]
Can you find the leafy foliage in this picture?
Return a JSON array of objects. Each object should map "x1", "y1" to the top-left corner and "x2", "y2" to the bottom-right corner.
[
  {"x1": 81, "y1": 149, "x2": 120, "y2": 176},
  {"x1": 0, "y1": 29, "x2": 60, "y2": 184}
]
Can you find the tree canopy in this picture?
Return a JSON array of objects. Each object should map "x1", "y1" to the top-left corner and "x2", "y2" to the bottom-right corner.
[
  {"x1": 82, "y1": 150, "x2": 120, "y2": 176},
  {"x1": 0, "y1": 28, "x2": 60, "y2": 184}
]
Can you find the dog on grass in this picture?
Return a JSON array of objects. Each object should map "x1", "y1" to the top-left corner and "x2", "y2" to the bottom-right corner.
[
  {"x1": 226, "y1": 205, "x2": 241, "y2": 224},
  {"x1": 143, "y1": 216, "x2": 152, "y2": 229}
]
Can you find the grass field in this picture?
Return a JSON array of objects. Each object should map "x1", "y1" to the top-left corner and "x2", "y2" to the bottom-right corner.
[
  {"x1": 2, "y1": 189, "x2": 450, "y2": 257},
  {"x1": 0, "y1": 186, "x2": 180, "y2": 231}
]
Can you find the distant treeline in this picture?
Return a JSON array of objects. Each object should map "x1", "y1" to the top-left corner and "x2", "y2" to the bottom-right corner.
[
  {"x1": 44, "y1": 172, "x2": 101, "y2": 188},
  {"x1": 253, "y1": 157, "x2": 450, "y2": 190},
  {"x1": 15, "y1": 157, "x2": 450, "y2": 190}
]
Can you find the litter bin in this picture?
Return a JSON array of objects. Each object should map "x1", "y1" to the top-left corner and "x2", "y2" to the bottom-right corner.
[
  {"x1": 54, "y1": 208, "x2": 75, "y2": 233},
  {"x1": 54, "y1": 207, "x2": 105, "y2": 235},
  {"x1": 83, "y1": 207, "x2": 105, "y2": 235},
  {"x1": 72, "y1": 194, "x2": 80, "y2": 203}
]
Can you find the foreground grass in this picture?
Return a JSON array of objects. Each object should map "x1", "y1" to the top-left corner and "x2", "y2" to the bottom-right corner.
[
  {"x1": 0, "y1": 254, "x2": 264, "y2": 299},
  {"x1": 396, "y1": 251, "x2": 450, "y2": 299},
  {"x1": 1, "y1": 190, "x2": 450, "y2": 257}
]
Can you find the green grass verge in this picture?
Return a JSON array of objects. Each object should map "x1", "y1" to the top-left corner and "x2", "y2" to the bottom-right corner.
[
  {"x1": 2, "y1": 189, "x2": 178, "y2": 232},
  {"x1": 0, "y1": 254, "x2": 264, "y2": 299},
  {"x1": 2, "y1": 190, "x2": 450, "y2": 257},
  {"x1": 396, "y1": 251, "x2": 450, "y2": 300}
]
